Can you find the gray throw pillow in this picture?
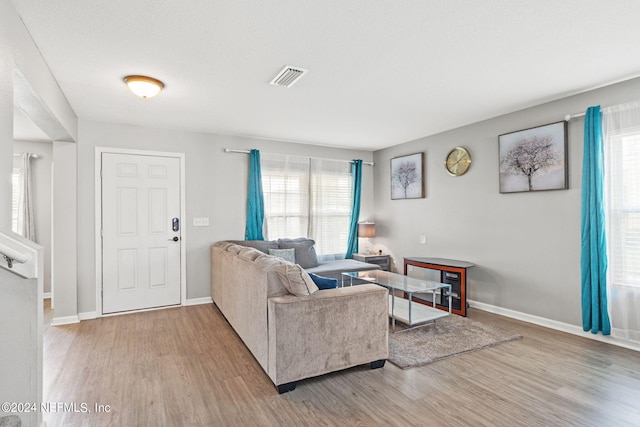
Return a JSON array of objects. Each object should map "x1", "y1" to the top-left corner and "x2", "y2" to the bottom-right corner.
[
  {"x1": 269, "y1": 248, "x2": 296, "y2": 264},
  {"x1": 277, "y1": 238, "x2": 319, "y2": 268}
]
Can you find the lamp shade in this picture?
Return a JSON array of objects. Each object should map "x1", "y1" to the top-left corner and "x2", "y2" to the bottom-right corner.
[
  {"x1": 124, "y1": 75, "x2": 164, "y2": 98},
  {"x1": 358, "y1": 222, "x2": 376, "y2": 238}
]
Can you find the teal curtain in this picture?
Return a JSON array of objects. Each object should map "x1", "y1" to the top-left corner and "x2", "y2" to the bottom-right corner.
[
  {"x1": 345, "y1": 160, "x2": 362, "y2": 259},
  {"x1": 581, "y1": 106, "x2": 611, "y2": 335},
  {"x1": 245, "y1": 149, "x2": 264, "y2": 240}
]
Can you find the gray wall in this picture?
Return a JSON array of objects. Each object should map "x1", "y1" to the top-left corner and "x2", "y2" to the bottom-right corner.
[
  {"x1": 373, "y1": 76, "x2": 640, "y2": 326},
  {"x1": 77, "y1": 120, "x2": 375, "y2": 315},
  {"x1": 14, "y1": 140, "x2": 53, "y2": 294}
]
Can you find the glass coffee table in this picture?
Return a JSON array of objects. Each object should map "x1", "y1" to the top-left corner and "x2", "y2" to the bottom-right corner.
[{"x1": 342, "y1": 270, "x2": 452, "y2": 330}]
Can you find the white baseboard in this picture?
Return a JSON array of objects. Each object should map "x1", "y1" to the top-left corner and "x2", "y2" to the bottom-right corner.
[
  {"x1": 185, "y1": 296, "x2": 213, "y2": 306},
  {"x1": 469, "y1": 300, "x2": 640, "y2": 352},
  {"x1": 76, "y1": 299, "x2": 210, "y2": 321},
  {"x1": 43, "y1": 292, "x2": 51, "y2": 299},
  {"x1": 50, "y1": 315, "x2": 80, "y2": 326},
  {"x1": 79, "y1": 311, "x2": 97, "y2": 321}
]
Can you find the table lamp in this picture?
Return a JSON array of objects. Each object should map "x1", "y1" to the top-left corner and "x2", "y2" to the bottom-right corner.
[{"x1": 358, "y1": 222, "x2": 376, "y2": 254}]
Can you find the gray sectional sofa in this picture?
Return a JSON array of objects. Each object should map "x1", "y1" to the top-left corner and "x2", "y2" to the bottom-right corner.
[{"x1": 210, "y1": 239, "x2": 389, "y2": 393}]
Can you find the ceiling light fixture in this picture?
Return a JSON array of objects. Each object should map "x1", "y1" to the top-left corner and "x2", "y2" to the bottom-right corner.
[{"x1": 123, "y1": 75, "x2": 164, "y2": 98}]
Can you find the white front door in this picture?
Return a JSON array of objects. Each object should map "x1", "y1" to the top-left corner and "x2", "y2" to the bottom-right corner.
[{"x1": 101, "y1": 153, "x2": 182, "y2": 314}]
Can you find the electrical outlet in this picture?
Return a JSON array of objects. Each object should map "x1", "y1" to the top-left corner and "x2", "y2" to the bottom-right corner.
[
  {"x1": 419, "y1": 235, "x2": 426, "y2": 244},
  {"x1": 193, "y1": 217, "x2": 210, "y2": 227}
]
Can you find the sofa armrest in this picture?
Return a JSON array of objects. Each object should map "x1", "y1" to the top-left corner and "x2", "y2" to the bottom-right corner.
[{"x1": 267, "y1": 284, "x2": 389, "y2": 386}]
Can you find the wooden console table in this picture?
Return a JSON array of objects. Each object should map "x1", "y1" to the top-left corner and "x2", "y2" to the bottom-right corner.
[{"x1": 404, "y1": 257, "x2": 474, "y2": 317}]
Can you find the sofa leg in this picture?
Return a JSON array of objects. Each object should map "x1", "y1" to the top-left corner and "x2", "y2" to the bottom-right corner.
[
  {"x1": 370, "y1": 359, "x2": 386, "y2": 369},
  {"x1": 277, "y1": 381, "x2": 297, "y2": 394}
]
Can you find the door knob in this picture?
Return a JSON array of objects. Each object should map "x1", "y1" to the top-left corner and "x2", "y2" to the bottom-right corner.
[{"x1": 168, "y1": 236, "x2": 179, "y2": 242}]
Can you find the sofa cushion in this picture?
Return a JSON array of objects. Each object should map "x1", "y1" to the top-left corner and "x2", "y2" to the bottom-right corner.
[
  {"x1": 212, "y1": 241, "x2": 236, "y2": 251},
  {"x1": 238, "y1": 246, "x2": 263, "y2": 261},
  {"x1": 308, "y1": 273, "x2": 339, "y2": 290},
  {"x1": 275, "y1": 264, "x2": 319, "y2": 296},
  {"x1": 225, "y1": 244, "x2": 244, "y2": 254},
  {"x1": 255, "y1": 254, "x2": 288, "y2": 269},
  {"x1": 228, "y1": 239, "x2": 280, "y2": 254},
  {"x1": 278, "y1": 238, "x2": 319, "y2": 268},
  {"x1": 269, "y1": 248, "x2": 296, "y2": 264}
]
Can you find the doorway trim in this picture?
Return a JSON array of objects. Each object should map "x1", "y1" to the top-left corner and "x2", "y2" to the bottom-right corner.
[{"x1": 94, "y1": 146, "x2": 187, "y2": 317}]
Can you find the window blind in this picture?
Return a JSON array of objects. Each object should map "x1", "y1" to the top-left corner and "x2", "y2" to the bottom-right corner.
[
  {"x1": 606, "y1": 133, "x2": 640, "y2": 287},
  {"x1": 262, "y1": 154, "x2": 310, "y2": 241},
  {"x1": 309, "y1": 158, "x2": 352, "y2": 257}
]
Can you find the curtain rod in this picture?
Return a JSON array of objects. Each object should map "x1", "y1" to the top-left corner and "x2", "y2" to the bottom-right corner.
[
  {"x1": 565, "y1": 112, "x2": 586, "y2": 121},
  {"x1": 12, "y1": 153, "x2": 39, "y2": 158},
  {"x1": 565, "y1": 102, "x2": 621, "y2": 121},
  {"x1": 224, "y1": 148, "x2": 374, "y2": 166}
]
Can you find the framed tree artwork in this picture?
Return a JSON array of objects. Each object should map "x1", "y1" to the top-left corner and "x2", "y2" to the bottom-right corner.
[
  {"x1": 391, "y1": 152, "x2": 424, "y2": 199},
  {"x1": 499, "y1": 121, "x2": 568, "y2": 193}
]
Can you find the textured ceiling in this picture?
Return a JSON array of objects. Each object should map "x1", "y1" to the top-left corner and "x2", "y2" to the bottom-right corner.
[{"x1": 11, "y1": 0, "x2": 640, "y2": 150}]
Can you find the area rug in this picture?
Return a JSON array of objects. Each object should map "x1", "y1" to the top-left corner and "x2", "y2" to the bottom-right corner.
[{"x1": 388, "y1": 315, "x2": 523, "y2": 369}]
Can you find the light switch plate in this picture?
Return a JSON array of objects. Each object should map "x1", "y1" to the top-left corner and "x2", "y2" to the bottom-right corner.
[
  {"x1": 193, "y1": 217, "x2": 210, "y2": 227},
  {"x1": 419, "y1": 235, "x2": 426, "y2": 244}
]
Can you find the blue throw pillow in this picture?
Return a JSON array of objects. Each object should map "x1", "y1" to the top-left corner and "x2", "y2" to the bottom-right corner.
[{"x1": 308, "y1": 273, "x2": 339, "y2": 290}]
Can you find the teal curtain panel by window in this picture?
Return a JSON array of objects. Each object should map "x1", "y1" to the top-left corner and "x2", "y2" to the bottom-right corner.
[
  {"x1": 245, "y1": 149, "x2": 265, "y2": 240},
  {"x1": 345, "y1": 160, "x2": 362, "y2": 259},
  {"x1": 581, "y1": 106, "x2": 611, "y2": 335}
]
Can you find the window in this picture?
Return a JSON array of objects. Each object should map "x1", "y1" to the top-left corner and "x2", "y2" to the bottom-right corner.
[
  {"x1": 11, "y1": 168, "x2": 20, "y2": 234},
  {"x1": 261, "y1": 153, "x2": 353, "y2": 259},
  {"x1": 262, "y1": 154, "x2": 310, "y2": 241},
  {"x1": 309, "y1": 159, "x2": 352, "y2": 257},
  {"x1": 602, "y1": 102, "x2": 640, "y2": 342},
  {"x1": 605, "y1": 132, "x2": 640, "y2": 287}
]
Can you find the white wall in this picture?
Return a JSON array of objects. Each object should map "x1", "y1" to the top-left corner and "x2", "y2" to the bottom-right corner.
[
  {"x1": 0, "y1": 3, "x2": 76, "y2": 423},
  {"x1": 373, "y1": 76, "x2": 640, "y2": 326},
  {"x1": 0, "y1": 0, "x2": 77, "y2": 199},
  {"x1": 52, "y1": 141, "x2": 78, "y2": 319},
  {"x1": 77, "y1": 120, "x2": 375, "y2": 315},
  {"x1": 1, "y1": 0, "x2": 78, "y2": 320},
  {"x1": 14, "y1": 140, "x2": 53, "y2": 294},
  {"x1": 0, "y1": 1, "x2": 15, "y2": 229},
  {"x1": 0, "y1": 267, "x2": 42, "y2": 427}
]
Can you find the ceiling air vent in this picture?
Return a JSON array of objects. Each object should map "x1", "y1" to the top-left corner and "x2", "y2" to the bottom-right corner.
[{"x1": 270, "y1": 65, "x2": 308, "y2": 88}]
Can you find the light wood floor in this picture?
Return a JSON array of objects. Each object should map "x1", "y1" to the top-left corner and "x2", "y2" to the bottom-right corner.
[{"x1": 42, "y1": 300, "x2": 640, "y2": 427}]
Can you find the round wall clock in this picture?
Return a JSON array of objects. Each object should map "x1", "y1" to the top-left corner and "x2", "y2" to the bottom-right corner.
[{"x1": 445, "y1": 147, "x2": 472, "y2": 176}]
